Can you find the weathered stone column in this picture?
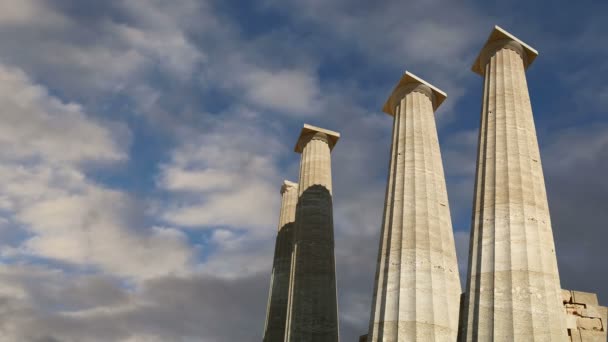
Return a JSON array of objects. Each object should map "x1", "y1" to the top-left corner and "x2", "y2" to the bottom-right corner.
[
  {"x1": 367, "y1": 72, "x2": 461, "y2": 341},
  {"x1": 285, "y1": 124, "x2": 340, "y2": 342},
  {"x1": 461, "y1": 26, "x2": 567, "y2": 341},
  {"x1": 263, "y1": 180, "x2": 299, "y2": 342}
]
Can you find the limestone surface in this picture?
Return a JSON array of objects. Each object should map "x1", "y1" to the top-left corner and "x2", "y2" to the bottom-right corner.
[
  {"x1": 562, "y1": 289, "x2": 607, "y2": 342},
  {"x1": 285, "y1": 124, "x2": 340, "y2": 342},
  {"x1": 367, "y1": 72, "x2": 461, "y2": 341},
  {"x1": 263, "y1": 181, "x2": 299, "y2": 342},
  {"x1": 460, "y1": 26, "x2": 567, "y2": 341}
]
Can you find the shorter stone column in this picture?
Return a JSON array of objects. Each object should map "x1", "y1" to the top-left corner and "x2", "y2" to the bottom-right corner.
[
  {"x1": 263, "y1": 180, "x2": 298, "y2": 342},
  {"x1": 285, "y1": 124, "x2": 340, "y2": 342}
]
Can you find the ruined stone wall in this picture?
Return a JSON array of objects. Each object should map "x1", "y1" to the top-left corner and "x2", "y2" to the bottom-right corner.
[{"x1": 562, "y1": 289, "x2": 607, "y2": 342}]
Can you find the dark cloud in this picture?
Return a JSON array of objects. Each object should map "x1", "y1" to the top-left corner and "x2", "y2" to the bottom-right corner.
[{"x1": 0, "y1": 268, "x2": 269, "y2": 341}]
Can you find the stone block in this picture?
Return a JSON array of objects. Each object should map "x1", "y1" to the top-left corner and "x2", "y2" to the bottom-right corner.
[
  {"x1": 566, "y1": 303, "x2": 587, "y2": 315},
  {"x1": 581, "y1": 306, "x2": 603, "y2": 319},
  {"x1": 566, "y1": 314, "x2": 579, "y2": 330},
  {"x1": 573, "y1": 291, "x2": 599, "y2": 306},
  {"x1": 579, "y1": 329, "x2": 606, "y2": 342},
  {"x1": 577, "y1": 317, "x2": 603, "y2": 331}
]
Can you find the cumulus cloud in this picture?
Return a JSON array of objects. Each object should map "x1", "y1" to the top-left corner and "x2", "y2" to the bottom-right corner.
[
  {"x1": 157, "y1": 115, "x2": 288, "y2": 232},
  {"x1": 0, "y1": 63, "x2": 193, "y2": 279},
  {"x1": 0, "y1": 264, "x2": 268, "y2": 342},
  {"x1": 239, "y1": 69, "x2": 321, "y2": 115},
  {"x1": 0, "y1": 0, "x2": 204, "y2": 99},
  {"x1": 0, "y1": 65, "x2": 127, "y2": 164},
  {"x1": 0, "y1": 0, "x2": 67, "y2": 27}
]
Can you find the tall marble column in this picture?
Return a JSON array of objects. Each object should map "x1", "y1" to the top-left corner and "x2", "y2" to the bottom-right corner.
[
  {"x1": 460, "y1": 26, "x2": 567, "y2": 341},
  {"x1": 367, "y1": 72, "x2": 461, "y2": 341},
  {"x1": 263, "y1": 180, "x2": 299, "y2": 342},
  {"x1": 285, "y1": 124, "x2": 340, "y2": 342}
]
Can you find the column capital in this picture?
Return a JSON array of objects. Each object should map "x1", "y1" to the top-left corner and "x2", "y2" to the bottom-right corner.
[
  {"x1": 294, "y1": 124, "x2": 340, "y2": 153},
  {"x1": 472, "y1": 25, "x2": 539, "y2": 75},
  {"x1": 281, "y1": 180, "x2": 298, "y2": 194},
  {"x1": 382, "y1": 71, "x2": 447, "y2": 115}
]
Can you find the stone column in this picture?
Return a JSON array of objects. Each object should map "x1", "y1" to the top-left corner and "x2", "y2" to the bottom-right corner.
[
  {"x1": 263, "y1": 180, "x2": 299, "y2": 342},
  {"x1": 285, "y1": 124, "x2": 340, "y2": 342},
  {"x1": 367, "y1": 72, "x2": 462, "y2": 341},
  {"x1": 461, "y1": 26, "x2": 567, "y2": 341}
]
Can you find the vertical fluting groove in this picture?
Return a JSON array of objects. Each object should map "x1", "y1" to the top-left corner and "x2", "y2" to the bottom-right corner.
[
  {"x1": 409, "y1": 91, "x2": 417, "y2": 340},
  {"x1": 412, "y1": 92, "x2": 423, "y2": 337},
  {"x1": 424, "y1": 93, "x2": 437, "y2": 341},
  {"x1": 510, "y1": 48, "x2": 527, "y2": 324},
  {"x1": 289, "y1": 244, "x2": 297, "y2": 340},
  {"x1": 522, "y1": 46, "x2": 547, "y2": 336},
  {"x1": 384, "y1": 103, "x2": 402, "y2": 339},
  {"x1": 369, "y1": 101, "x2": 399, "y2": 340},
  {"x1": 494, "y1": 51, "x2": 503, "y2": 340},
  {"x1": 489, "y1": 53, "x2": 498, "y2": 340},
  {"x1": 396, "y1": 94, "x2": 409, "y2": 340},
  {"x1": 503, "y1": 49, "x2": 516, "y2": 337},
  {"x1": 432, "y1": 93, "x2": 454, "y2": 335},
  {"x1": 301, "y1": 146, "x2": 308, "y2": 195},
  {"x1": 384, "y1": 104, "x2": 401, "y2": 338},
  {"x1": 505, "y1": 49, "x2": 523, "y2": 335},
  {"x1": 464, "y1": 58, "x2": 490, "y2": 341},
  {"x1": 496, "y1": 48, "x2": 510, "y2": 337},
  {"x1": 396, "y1": 95, "x2": 407, "y2": 339},
  {"x1": 491, "y1": 52, "x2": 498, "y2": 338},
  {"x1": 419, "y1": 93, "x2": 438, "y2": 341},
  {"x1": 420, "y1": 93, "x2": 433, "y2": 326},
  {"x1": 264, "y1": 183, "x2": 298, "y2": 342},
  {"x1": 311, "y1": 139, "x2": 318, "y2": 187},
  {"x1": 303, "y1": 143, "x2": 310, "y2": 193},
  {"x1": 402, "y1": 96, "x2": 416, "y2": 341},
  {"x1": 518, "y1": 50, "x2": 547, "y2": 337},
  {"x1": 264, "y1": 269, "x2": 274, "y2": 334}
]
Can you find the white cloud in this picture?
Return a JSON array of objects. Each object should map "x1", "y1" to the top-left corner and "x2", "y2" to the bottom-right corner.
[
  {"x1": 0, "y1": 0, "x2": 205, "y2": 101},
  {"x1": 0, "y1": 64, "x2": 128, "y2": 164},
  {"x1": 157, "y1": 116, "x2": 287, "y2": 232},
  {"x1": 109, "y1": 21, "x2": 204, "y2": 80},
  {"x1": 0, "y1": 0, "x2": 67, "y2": 27},
  {"x1": 0, "y1": 64, "x2": 193, "y2": 279},
  {"x1": 240, "y1": 69, "x2": 321, "y2": 115},
  {"x1": 0, "y1": 264, "x2": 268, "y2": 341},
  {"x1": 16, "y1": 186, "x2": 193, "y2": 279}
]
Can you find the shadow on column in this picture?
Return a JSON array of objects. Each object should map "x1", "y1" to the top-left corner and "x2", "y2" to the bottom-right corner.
[
  {"x1": 264, "y1": 221, "x2": 295, "y2": 342},
  {"x1": 289, "y1": 184, "x2": 339, "y2": 342}
]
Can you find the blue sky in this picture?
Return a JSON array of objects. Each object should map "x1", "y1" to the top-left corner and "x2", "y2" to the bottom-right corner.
[{"x1": 0, "y1": 0, "x2": 606, "y2": 341}]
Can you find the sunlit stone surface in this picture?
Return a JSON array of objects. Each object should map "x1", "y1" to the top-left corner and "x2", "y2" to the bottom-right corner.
[
  {"x1": 367, "y1": 72, "x2": 461, "y2": 341},
  {"x1": 460, "y1": 25, "x2": 567, "y2": 341}
]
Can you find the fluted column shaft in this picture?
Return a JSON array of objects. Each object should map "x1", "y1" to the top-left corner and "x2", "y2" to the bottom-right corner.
[
  {"x1": 462, "y1": 39, "x2": 566, "y2": 341},
  {"x1": 368, "y1": 80, "x2": 461, "y2": 341},
  {"x1": 297, "y1": 134, "x2": 333, "y2": 195},
  {"x1": 285, "y1": 130, "x2": 339, "y2": 342},
  {"x1": 264, "y1": 181, "x2": 299, "y2": 342}
]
